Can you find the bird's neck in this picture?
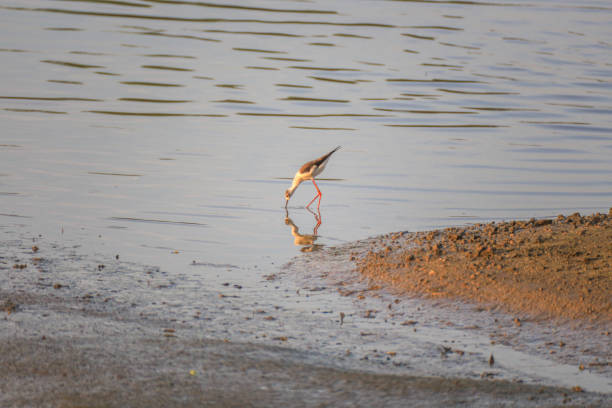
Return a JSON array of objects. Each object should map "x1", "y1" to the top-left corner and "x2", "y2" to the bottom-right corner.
[{"x1": 288, "y1": 181, "x2": 300, "y2": 196}]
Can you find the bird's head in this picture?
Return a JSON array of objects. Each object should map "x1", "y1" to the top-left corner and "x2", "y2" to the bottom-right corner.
[{"x1": 284, "y1": 189, "x2": 292, "y2": 201}]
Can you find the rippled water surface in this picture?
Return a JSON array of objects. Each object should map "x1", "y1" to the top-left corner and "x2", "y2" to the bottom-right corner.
[
  {"x1": 2, "y1": 1, "x2": 612, "y2": 396},
  {"x1": 2, "y1": 0, "x2": 612, "y2": 267}
]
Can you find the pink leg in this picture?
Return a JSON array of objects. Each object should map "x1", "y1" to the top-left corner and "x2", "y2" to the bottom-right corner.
[
  {"x1": 312, "y1": 178, "x2": 322, "y2": 196},
  {"x1": 306, "y1": 179, "x2": 322, "y2": 209},
  {"x1": 306, "y1": 194, "x2": 319, "y2": 208},
  {"x1": 313, "y1": 209, "x2": 322, "y2": 235},
  {"x1": 314, "y1": 179, "x2": 322, "y2": 209},
  {"x1": 313, "y1": 215, "x2": 321, "y2": 235},
  {"x1": 306, "y1": 205, "x2": 322, "y2": 235}
]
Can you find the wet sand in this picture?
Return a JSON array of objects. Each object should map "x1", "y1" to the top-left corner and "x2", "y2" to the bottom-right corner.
[
  {"x1": 2, "y1": 214, "x2": 612, "y2": 407},
  {"x1": 1, "y1": 288, "x2": 605, "y2": 408},
  {"x1": 357, "y1": 210, "x2": 612, "y2": 323}
]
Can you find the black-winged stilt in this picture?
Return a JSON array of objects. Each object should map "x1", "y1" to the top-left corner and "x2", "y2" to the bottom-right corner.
[{"x1": 284, "y1": 146, "x2": 340, "y2": 209}]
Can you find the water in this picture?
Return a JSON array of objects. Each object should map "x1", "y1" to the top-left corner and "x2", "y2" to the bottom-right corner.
[
  {"x1": 1, "y1": 0, "x2": 611, "y2": 267},
  {"x1": 1, "y1": 0, "x2": 612, "y2": 394}
]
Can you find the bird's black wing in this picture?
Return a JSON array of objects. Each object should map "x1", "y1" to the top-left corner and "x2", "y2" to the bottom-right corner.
[{"x1": 299, "y1": 146, "x2": 341, "y2": 174}]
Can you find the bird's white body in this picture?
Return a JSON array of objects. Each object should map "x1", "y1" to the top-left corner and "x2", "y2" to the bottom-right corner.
[
  {"x1": 285, "y1": 146, "x2": 340, "y2": 208},
  {"x1": 287, "y1": 156, "x2": 329, "y2": 193}
]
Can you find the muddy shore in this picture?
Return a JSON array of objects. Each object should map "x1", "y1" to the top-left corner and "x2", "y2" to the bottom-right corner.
[
  {"x1": 2, "y1": 213, "x2": 612, "y2": 407},
  {"x1": 1, "y1": 286, "x2": 607, "y2": 408},
  {"x1": 357, "y1": 210, "x2": 612, "y2": 323}
]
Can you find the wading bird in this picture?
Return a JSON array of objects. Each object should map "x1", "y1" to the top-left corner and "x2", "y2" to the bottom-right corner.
[{"x1": 285, "y1": 146, "x2": 340, "y2": 209}]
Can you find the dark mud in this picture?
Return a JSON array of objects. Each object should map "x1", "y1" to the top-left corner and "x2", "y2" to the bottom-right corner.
[{"x1": 0, "y1": 290, "x2": 604, "y2": 408}]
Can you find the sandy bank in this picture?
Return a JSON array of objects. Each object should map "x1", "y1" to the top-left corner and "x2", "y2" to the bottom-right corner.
[{"x1": 357, "y1": 210, "x2": 612, "y2": 322}]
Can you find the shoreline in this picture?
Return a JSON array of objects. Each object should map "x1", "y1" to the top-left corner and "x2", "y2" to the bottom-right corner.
[
  {"x1": 2, "y1": 212, "x2": 611, "y2": 406},
  {"x1": 356, "y1": 210, "x2": 612, "y2": 323}
]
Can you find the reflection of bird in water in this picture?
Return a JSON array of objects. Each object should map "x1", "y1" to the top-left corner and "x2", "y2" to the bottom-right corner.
[
  {"x1": 285, "y1": 146, "x2": 340, "y2": 210},
  {"x1": 284, "y1": 208, "x2": 323, "y2": 252}
]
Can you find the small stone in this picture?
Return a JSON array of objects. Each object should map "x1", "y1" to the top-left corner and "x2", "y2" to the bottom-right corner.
[
  {"x1": 364, "y1": 310, "x2": 376, "y2": 318},
  {"x1": 274, "y1": 336, "x2": 288, "y2": 342},
  {"x1": 3, "y1": 300, "x2": 18, "y2": 315}
]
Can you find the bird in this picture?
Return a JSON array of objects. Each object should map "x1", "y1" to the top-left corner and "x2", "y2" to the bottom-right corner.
[
  {"x1": 285, "y1": 146, "x2": 340, "y2": 209},
  {"x1": 284, "y1": 209, "x2": 322, "y2": 252}
]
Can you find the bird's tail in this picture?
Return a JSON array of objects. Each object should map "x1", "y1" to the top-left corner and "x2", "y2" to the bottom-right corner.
[{"x1": 322, "y1": 146, "x2": 341, "y2": 161}]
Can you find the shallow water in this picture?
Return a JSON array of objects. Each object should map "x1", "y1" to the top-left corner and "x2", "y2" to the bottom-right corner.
[
  {"x1": 1, "y1": 0, "x2": 612, "y2": 394},
  {"x1": 1, "y1": 0, "x2": 612, "y2": 267}
]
